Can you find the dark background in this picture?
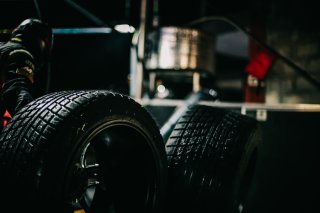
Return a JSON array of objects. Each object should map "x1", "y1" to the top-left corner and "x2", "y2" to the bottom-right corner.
[
  {"x1": 1, "y1": 0, "x2": 319, "y2": 97},
  {"x1": 1, "y1": 1, "x2": 320, "y2": 212}
]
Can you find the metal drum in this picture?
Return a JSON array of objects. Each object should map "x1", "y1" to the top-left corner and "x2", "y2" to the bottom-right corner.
[{"x1": 145, "y1": 27, "x2": 215, "y2": 74}]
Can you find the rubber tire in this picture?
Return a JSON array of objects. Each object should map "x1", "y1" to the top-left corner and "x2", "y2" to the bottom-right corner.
[
  {"x1": 0, "y1": 90, "x2": 167, "y2": 213},
  {"x1": 165, "y1": 105, "x2": 261, "y2": 213}
]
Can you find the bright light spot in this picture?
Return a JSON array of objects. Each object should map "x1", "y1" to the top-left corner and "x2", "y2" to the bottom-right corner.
[
  {"x1": 239, "y1": 204, "x2": 243, "y2": 213},
  {"x1": 156, "y1": 85, "x2": 170, "y2": 98},
  {"x1": 209, "y1": 89, "x2": 217, "y2": 97},
  {"x1": 157, "y1": 85, "x2": 166, "y2": 93},
  {"x1": 114, "y1": 24, "x2": 135, "y2": 33}
]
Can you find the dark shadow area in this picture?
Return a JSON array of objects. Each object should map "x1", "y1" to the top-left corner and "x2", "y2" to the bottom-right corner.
[{"x1": 49, "y1": 32, "x2": 132, "y2": 94}]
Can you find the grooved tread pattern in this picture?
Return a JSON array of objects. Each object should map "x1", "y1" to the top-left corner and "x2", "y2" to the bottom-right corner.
[
  {"x1": 165, "y1": 105, "x2": 258, "y2": 212},
  {"x1": 0, "y1": 90, "x2": 136, "y2": 178}
]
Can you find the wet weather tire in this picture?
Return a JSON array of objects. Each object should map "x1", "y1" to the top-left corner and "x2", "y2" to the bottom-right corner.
[
  {"x1": 0, "y1": 90, "x2": 167, "y2": 213},
  {"x1": 165, "y1": 105, "x2": 260, "y2": 213}
]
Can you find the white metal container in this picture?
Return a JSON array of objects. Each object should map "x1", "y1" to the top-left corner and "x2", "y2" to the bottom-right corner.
[{"x1": 145, "y1": 27, "x2": 215, "y2": 74}]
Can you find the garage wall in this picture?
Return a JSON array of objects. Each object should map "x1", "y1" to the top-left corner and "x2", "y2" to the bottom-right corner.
[
  {"x1": 265, "y1": 1, "x2": 320, "y2": 104},
  {"x1": 49, "y1": 30, "x2": 132, "y2": 94}
]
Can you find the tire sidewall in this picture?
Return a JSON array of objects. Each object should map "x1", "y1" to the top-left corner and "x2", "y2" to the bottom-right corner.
[{"x1": 36, "y1": 96, "x2": 167, "y2": 212}]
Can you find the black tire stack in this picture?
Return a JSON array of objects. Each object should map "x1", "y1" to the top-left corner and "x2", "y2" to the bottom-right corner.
[
  {"x1": 165, "y1": 105, "x2": 260, "y2": 213},
  {"x1": 0, "y1": 90, "x2": 260, "y2": 213},
  {"x1": 0, "y1": 90, "x2": 167, "y2": 213}
]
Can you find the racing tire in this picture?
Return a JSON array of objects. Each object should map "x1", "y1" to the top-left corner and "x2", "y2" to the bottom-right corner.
[
  {"x1": 165, "y1": 105, "x2": 261, "y2": 213},
  {"x1": 0, "y1": 90, "x2": 167, "y2": 213}
]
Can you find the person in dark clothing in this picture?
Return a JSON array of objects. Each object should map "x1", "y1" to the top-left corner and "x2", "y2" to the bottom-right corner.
[{"x1": 0, "y1": 18, "x2": 53, "y2": 128}]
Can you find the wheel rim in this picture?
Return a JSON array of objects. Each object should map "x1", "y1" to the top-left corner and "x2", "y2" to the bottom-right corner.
[{"x1": 66, "y1": 122, "x2": 158, "y2": 212}]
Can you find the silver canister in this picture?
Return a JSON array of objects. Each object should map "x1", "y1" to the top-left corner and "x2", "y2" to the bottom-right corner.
[{"x1": 145, "y1": 27, "x2": 215, "y2": 74}]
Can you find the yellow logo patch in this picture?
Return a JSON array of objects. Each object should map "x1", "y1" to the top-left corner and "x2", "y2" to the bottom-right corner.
[{"x1": 16, "y1": 66, "x2": 34, "y2": 83}]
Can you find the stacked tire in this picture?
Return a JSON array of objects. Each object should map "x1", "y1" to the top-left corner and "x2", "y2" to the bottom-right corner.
[
  {"x1": 0, "y1": 90, "x2": 260, "y2": 213},
  {"x1": 0, "y1": 90, "x2": 167, "y2": 213},
  {"x1": 165, "y1": 105, "x2": 260, "y2": 213}
]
